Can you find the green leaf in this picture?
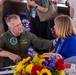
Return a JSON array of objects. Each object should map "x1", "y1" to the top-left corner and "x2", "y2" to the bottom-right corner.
[
  {"x1": 14, "y1": 71, "x2": 21, "y2": 75},
  {"x1": 52, "y1": 69, "x2": 60, "y2": 75},
  {"x1": 10, "y1": 66, "x2": 16, "y2": 71}
]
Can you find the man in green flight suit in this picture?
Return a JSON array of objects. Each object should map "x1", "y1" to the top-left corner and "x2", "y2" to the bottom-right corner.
[{"x1": 0, "y1": 14, "x2": 55, "y2": 67}]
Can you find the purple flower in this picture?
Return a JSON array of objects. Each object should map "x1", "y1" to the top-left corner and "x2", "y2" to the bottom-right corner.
[
  {"x1": 43, "y1": 60, "x2": 49, "y2": 66},
  {"x1": 48, "y1": 55, "x2": 57, "y2": 71},
  {"x1": 43, "y1": 55, "x2": 57, "y2": 71},
  {"x1": 28, "y1": 47, "x2": 36, "y2": 57}
]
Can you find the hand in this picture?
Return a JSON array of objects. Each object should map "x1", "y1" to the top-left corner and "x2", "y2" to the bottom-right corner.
[
  {"x1": 9, "y1": 53, "x2": 21, "y2": 62},
  {"x1": 29, "y1": 1, "x2": 37, "y2": 7}
]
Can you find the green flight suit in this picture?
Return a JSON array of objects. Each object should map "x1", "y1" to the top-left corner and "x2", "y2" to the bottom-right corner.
[{"x1": 0, "y1": 30, "x2": 53, "y2": 67}]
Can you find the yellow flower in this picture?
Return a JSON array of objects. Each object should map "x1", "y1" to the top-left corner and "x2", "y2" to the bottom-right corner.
[
  {"x1": 40, "y1": 68, "x2": 52, "y2": 75},
  {"x1": 39, "y1": 59, "x2": 45, "y2": 66},
  {"x1": 25, "y1": 64, "x2": 34, "y2": 74},
  {"x1": 59, "y1": 70, "x2": 65, "y2": 75},
  {"x1": 16, "y1": 62, "x2": 24, "y2": 72},
  {"x1": 35, "y1": 53, "x2": 39, "y2": 57},
  {"x1": 21, "y1": 56, "x2": 31, "y2": 64},
  {"x1": 36, "y1": 70, "x2": 40, "y2": 75},
  {"x1": 32, "y1": 53, "x2": 40, "y2": 65}
]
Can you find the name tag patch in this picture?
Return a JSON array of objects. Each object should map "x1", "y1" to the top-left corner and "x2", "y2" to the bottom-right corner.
[{"x1": 21, "y1": 39, "x2": 28, "y2": 44}]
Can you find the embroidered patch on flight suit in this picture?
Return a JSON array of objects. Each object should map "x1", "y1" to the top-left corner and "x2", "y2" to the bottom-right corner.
[
  {"x1": 10, "y1": 37, "x2": 17, "y2": 45},
  {"x1": 20, "y1": 39, "x2": 28, "y2": 44}
]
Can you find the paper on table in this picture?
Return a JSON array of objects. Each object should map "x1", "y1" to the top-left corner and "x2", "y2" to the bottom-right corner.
[
  {"x1": 0, "y1": 65, "x2": 16, "y2": 75},
  {"x1": 0, "y1": 70, "x2": 13, "y2": 74}
]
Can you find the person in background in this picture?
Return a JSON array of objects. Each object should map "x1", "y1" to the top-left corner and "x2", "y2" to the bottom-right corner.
[
  {"x1": 0, "y1": 14, "x2": 55, "y2": 67},
  {"x1": 0, "y1": 0, "x2": 5, "y2": 36},
  {"x1": 54, "y1": 15, "x2": 76, "y2": 64},
  {"x1": 68, "y1": 0, "x2": 76, "y2": 29},
  {"x1": 27, "y1": 0, "x2": 49, "y2": 39}
]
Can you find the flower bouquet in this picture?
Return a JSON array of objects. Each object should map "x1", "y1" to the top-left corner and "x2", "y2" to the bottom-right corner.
[{"x1": 11, "y1": 48, "x2": 65, "y2": 75}]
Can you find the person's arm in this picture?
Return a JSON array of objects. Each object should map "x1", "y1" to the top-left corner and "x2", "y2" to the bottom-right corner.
[
  {"x1": 0, "y1": 50, "x2": 21, "y2": 62},
  {"x1": 27, "y1": 0, "x2": 31, "y2": 10},
  {"x1": 28, "y1": 0, "x2": 48, "y2": 12},
  {"x1": 49, "y1": 38, "x2": 58, "y2": 52},
  {"x1": 52, "y1": 38, "x2": 58, "y2": 47},
  {"x1": 69, "y1": 6, "x2": 74, "y2": 18}
]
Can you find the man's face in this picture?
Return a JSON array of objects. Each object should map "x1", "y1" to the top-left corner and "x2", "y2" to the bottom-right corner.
[{"x1": 9, "y1": 18, "x2": 23, "y2": 36}]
